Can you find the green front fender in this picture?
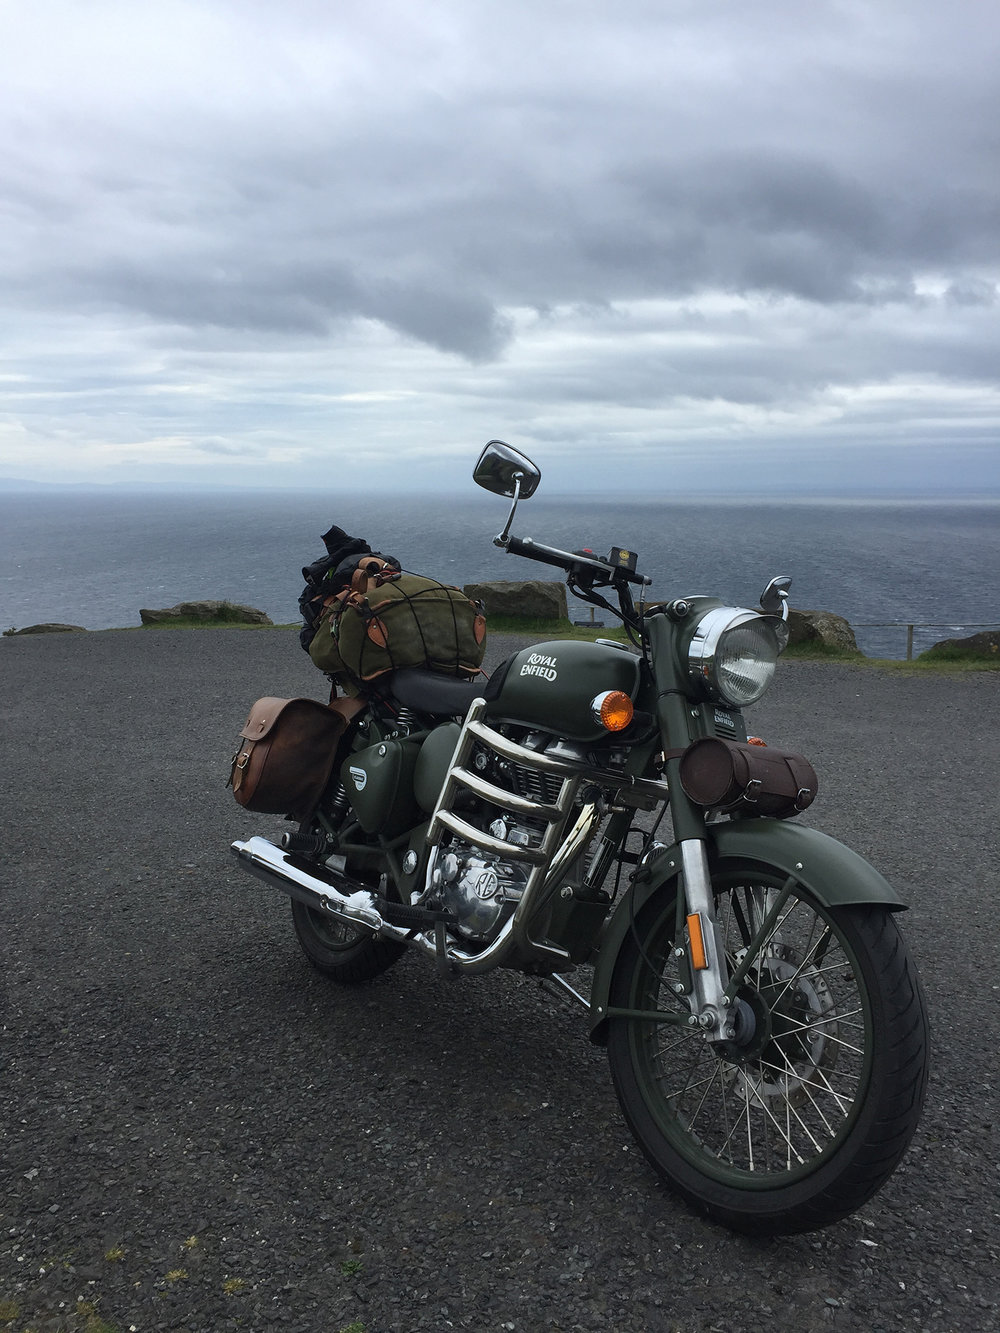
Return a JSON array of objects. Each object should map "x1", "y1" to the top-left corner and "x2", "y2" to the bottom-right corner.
[{"x1": 588, "y1": 818, "x2": 904, "y2": 1045}]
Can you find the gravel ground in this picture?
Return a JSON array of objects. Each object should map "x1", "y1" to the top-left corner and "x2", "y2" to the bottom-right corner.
[{"x1": 2, "y1": 627, "x2": 999, "y2": 1333}]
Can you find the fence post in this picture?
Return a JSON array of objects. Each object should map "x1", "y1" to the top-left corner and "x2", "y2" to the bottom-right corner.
[{"x1": 906, "y1": 625, "x2": 914, "y2": 660}]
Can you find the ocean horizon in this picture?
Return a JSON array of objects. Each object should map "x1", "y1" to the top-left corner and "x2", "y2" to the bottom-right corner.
[{"x1": 2, "y1": 489, "x2": 998, "y2": 659}]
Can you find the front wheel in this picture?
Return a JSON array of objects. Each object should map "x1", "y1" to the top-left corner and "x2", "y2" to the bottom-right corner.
[{"x1": 607, "y1": 861, "x2": 928, "y2": 1234}]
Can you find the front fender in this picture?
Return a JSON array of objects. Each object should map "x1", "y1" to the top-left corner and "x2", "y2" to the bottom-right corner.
[{"x1": 588, "y1": 819, "x2": 904, "y2": 1045}]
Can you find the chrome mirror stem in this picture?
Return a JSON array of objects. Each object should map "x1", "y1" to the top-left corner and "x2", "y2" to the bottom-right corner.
[{"x1": 494, "y1": 473, "x2": 523, "y2": 547}]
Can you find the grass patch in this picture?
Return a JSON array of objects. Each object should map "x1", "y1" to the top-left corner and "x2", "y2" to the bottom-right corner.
[
  {"x1": 782, "y1": 641, "x2": 865, "y2": 662},
  {"x1": 487, "y1": 615, "x2": 629, "y2": 641},
  {"x1": 127, "y1": 615, "x2": 285, "y2": 631},
  {"x1": 917, "y1": 643, "x2": 1000, "y2": 666},
  {"x1": 782, "y1": 649, "x2": 1000, "y2": 673}
]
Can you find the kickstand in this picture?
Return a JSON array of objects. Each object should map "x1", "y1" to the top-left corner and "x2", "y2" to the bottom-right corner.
[{"x1": 434, "y1": 919, "x2": 454, "y2": 978}]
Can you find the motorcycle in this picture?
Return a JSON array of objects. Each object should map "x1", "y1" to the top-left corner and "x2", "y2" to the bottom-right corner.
[{"x1": 231, "y1": 440, "x2": 929, "y2": 1235}]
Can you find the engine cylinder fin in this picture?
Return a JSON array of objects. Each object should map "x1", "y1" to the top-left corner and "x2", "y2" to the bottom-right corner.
[{"x1": 450, "y1": 766, "x2": 563, "y2": 821}]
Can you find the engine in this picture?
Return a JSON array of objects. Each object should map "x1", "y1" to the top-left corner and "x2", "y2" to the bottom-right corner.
[
  {"x1": 433, "y1": 840, "x2": 532, "y2": 942},
  {"x1": 425, "y1": 730, "x2": 586, "y2": 943}
]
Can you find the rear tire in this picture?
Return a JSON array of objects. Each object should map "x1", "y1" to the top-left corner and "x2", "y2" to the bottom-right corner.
[
  {"x1": 291, "y1": 898, "x2": 406, "y2": 983},
  {"x1": 607, "y1": 860, "x2": 929, "y2": 1234}
]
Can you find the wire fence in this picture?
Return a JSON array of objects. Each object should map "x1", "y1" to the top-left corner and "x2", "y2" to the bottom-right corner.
[
  {"x1": 566, "y1": 607, "x2": 1000, "y2": 659},
  {"x1": 566, "y1": 600, "x2": 999, "y2": 659},
  {"x1": 852, "y1": 622, "x2": 1000, "y2": 660}
]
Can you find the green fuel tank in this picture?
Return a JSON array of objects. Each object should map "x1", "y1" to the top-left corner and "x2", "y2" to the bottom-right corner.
[{"x1": 485, "y1": 639, "x2": 641, "y2": 743}]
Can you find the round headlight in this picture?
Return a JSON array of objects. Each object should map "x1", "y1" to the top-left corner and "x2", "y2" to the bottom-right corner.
[{"x1": 687, "y1": 607, "x2": 780, "y2": 707}]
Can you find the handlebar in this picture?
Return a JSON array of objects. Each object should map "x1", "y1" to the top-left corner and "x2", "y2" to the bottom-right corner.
[{"x1": 502, "y1": 534, "x2": 652, "y2": 587}]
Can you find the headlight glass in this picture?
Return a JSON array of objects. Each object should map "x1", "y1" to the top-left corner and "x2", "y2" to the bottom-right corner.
[{"x1": 687, "y1": 608, "x2": 780, "y2": 707}]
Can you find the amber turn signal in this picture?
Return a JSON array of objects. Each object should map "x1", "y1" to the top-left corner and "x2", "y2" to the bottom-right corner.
[{"x1": 590, "y1": 690, "x2": 635, "y2": 732}]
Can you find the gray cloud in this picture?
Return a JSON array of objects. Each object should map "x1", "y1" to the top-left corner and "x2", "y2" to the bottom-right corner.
[{"x1": 0, "y1": 0, "x2": 997, "y2": 491}]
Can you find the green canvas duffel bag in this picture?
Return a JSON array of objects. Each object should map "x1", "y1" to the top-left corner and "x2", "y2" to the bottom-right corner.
[{"x1": 308, "y1": 569, "x2": 487, "y2": 688}]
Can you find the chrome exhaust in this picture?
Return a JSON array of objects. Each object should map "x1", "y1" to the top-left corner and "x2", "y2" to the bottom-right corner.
[{"x1": 231, "y1": 836, "x2": 385, "y2": 933}]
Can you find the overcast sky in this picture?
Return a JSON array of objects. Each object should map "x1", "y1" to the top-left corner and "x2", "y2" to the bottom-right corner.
[{"x1": 1, "y1": 0, "x2": 998, "y2": 495}]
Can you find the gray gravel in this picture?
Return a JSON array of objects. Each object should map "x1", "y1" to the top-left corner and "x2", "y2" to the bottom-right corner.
[{"x1": 2, "y1": 628, "x2": 999, "y2": 1333}]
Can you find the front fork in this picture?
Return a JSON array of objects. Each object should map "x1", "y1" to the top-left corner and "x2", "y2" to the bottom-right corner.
[
  {"x1": 679, "y1": 839, "x2": 738, "y2": 1041},
  {"x1": 647, "y1": 610, "x2": 739, "y2": 1042}
]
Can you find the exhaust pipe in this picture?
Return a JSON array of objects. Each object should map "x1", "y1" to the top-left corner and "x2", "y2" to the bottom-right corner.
[{"x1": 231, "y1": 836, "x2": 385, "y2": 933}]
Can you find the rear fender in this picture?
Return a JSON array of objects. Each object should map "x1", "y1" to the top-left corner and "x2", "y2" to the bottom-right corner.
[{"x1": 588, "y1": 818, "x2": 904, "y2": 1045}]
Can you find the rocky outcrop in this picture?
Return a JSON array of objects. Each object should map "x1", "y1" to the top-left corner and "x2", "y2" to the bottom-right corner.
[
  {"x1": 787, "y1": 608, "x2": 861, "y2": 654},
  {"x1": 921, "y1": 629, "x2": 1000, "y2": 660},
  {"x1": 139, "y1": 600, "x2": 273, "y2": 626},
  {"x1": 3, "y1": 623, "x2": 88, "y2": 636},
  {"x1": 463, "y1": 580, "x2": 568, "y2": 620}
]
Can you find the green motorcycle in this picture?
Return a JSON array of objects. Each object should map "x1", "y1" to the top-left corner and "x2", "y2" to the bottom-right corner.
[{"x1": 232, "y1": 440, "x2": 929, "y2": 1235}]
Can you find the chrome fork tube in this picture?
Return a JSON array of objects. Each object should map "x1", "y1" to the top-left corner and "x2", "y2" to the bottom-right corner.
[{"x1": 680, "y1": 839, "x2": 736, "y2": 1039}]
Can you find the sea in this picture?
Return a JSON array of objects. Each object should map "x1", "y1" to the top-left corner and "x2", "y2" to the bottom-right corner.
[{"x1": 1, "y1": 489, "x2": 998, "y2": 659}]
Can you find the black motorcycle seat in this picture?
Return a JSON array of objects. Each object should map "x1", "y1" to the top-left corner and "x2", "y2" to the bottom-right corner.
[{"x1": 388, "y1": 668, "x2": 488, "y2": 717}]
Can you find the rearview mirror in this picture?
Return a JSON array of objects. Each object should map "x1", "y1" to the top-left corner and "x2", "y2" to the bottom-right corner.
[{"x1": 473, "y1": 440, "x2": 541, "y2": 499}]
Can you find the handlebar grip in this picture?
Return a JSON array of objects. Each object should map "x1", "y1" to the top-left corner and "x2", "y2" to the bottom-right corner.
[
  {"x1": 503, "y1": 535, "x2": 576, "y2": 570},
  {"x1": 504, "y1": 534, "x2": 652, "y2": 585}
]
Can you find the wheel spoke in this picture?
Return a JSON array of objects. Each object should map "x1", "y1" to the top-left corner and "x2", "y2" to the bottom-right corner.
[
  {"x1": 684, "y1": 1059, "x2": 728, "y2": 1135},
  {"x1": 758, "y1": 1051, "x2": 857, "y2": 1124},
  {"x1": 777, "y1": 1015, "x2": 866, "y2": 1057},
  {"x1": 712, "y1": 1074, "x2": 751, "y2": 1164}
]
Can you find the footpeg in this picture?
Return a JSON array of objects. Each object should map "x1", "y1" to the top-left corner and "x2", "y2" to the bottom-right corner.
[
  {"x1": 279, "y1": 830, "x2": 329, "y2": 855},
  {"x1": 380, "y1": 900, "x2": 456, "y2": 929}
]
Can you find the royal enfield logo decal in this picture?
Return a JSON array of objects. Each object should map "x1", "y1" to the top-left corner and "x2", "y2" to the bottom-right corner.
[
  {"x1": 519, "y1": 652, "x2": 558, "y2": 682},
  {"x1": 474, "y1": 869, "x2": 499, "y2": 899},
  {"x1": 349, "y1": 765, "x2": 368, "y2": 791},
  {"x1": 713, "y1": 708, "x2": 737, "y2": 731}
]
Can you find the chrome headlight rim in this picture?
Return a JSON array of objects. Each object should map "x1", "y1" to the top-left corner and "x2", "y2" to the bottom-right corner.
[{"x1": 686, "y1": 606, "x2": 780, "y2": 707}]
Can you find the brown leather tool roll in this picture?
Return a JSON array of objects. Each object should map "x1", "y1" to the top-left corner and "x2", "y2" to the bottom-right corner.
[{"x1": 678, "y1": 737, "x2": 818, "y2": 819}]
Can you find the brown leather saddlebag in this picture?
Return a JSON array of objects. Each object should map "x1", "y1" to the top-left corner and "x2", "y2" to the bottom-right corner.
[
  {"x1": 678, "y1": 737, "x2": 818, "y2": 819},
  {"x1": 228, "y1": 696, "x2": 364, "y2": 818}
]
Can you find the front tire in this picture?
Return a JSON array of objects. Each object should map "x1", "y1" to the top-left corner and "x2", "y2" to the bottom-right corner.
[{"x1": 607, "y1": 860, "x2": 928, "y2": 1234}]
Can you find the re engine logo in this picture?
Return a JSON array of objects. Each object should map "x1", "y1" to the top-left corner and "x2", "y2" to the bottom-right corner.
[
  {"x1": 349, "y1": 765, "x2": 368, "y2": 791},
  {"x1": 519, "y1": 652, "x2": 558, "y2": 682}
]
